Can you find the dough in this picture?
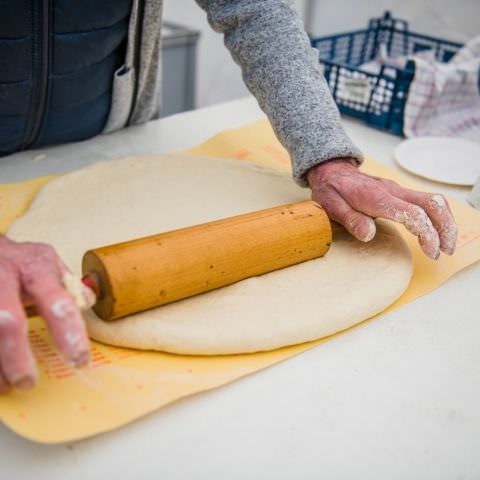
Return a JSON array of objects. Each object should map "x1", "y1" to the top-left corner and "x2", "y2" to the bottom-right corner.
[{"x1": 8, "y1": 155, "x2": 413, "y2": 355}]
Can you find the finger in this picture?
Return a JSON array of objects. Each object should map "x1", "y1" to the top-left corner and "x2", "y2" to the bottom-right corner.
[
  {"x1": 0, "y1": 274, "x2": 37, "y2": 389},
  {"x1": 338, "y1": 186, "x2": 441, "y2": 259},
  {"x1": 382, "y1": 185, "x2": 457, "y2": 255},
  {"x1": 21, "y1": 269, "x2": 90, "y2": 368},
  {"x1": 312, "y1": 186, "x2": 376, "y2": 242},
  {"x1": 0, "y1": 309, "x2": 37, "y2": 390}
]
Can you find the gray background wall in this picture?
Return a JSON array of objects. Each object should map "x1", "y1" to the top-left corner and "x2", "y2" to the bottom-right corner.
[{"x1": 162, "y1": 0, "x2": 479, "y2": 109}]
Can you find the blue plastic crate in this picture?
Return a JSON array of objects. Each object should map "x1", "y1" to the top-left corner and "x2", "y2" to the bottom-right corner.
[{"x1": 310, "y1": 11, "x2": 463, "y2": 136}]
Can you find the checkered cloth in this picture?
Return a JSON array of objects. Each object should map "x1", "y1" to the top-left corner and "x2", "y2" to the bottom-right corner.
[
  {"x1": 403, "y1": 36, "x2": 480, "y2": 141},
  {"x1": 360, "y1": 38, "x2": 480, "y2": 141}
]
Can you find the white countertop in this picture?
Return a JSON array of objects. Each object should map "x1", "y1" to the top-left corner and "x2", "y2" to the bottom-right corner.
[{"x1": 1, "y1": 97, "x2": 479, "y2": 480}]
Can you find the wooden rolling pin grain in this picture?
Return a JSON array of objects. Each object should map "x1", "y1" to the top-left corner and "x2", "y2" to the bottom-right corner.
[{"x1": 82, "y1": 200, "x2": 332, "y2": 321}]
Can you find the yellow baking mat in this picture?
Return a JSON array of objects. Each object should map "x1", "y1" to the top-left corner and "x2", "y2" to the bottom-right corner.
[{"x1": 1, "y1": 119, "x2": 479, "y2": 444}]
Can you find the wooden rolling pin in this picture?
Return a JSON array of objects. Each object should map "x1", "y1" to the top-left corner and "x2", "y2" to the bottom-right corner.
[{"x1": 82, "y1": 200, "x2": 332, "y2": 321}]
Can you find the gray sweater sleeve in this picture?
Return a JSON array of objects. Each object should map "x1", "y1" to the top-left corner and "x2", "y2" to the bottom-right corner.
[{"x1": 195, "y1": 0, "x2": 363, "y2": 186}]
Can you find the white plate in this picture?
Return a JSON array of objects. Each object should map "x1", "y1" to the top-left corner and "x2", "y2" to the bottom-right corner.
[{"x1": 394, "y1": 137, "x2": 480, "y2": 186}]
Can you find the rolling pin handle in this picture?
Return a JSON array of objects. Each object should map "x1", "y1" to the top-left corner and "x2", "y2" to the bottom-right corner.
[{"x1": 81, "y1": 272, "x2": 101, "y2": 299}]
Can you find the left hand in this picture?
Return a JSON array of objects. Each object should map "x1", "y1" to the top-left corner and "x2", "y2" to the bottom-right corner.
[{"x1": 307, "y1": 158, "x2": 457, "y2": 259}]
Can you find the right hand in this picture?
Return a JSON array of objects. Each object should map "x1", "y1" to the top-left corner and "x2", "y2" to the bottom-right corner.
[
  {"x1": 308, "y1": 159, "x2": 457, "y2": 259},
  {"x1": 0, "y1": 236, "x2": 94, "y2": 393}
]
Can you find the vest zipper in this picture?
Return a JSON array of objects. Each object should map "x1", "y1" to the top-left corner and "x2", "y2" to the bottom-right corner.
[
  {"x1": 127, "y1": 0, "x2": 145, "y2": 125},
  {"x1": 24, "y1": 0, "x2": 50, "y2": 148}
]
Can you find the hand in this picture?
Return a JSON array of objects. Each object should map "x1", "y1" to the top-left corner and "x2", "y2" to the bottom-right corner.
[
  {"x1": 0, "y1": 236, "x2": 94, "y2": 393},
  {"x1": 307, "y1": 158, "x2": 457, "y2": 259}
]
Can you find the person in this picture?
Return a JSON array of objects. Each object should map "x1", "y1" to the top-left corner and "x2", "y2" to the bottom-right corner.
[{"x1": 0, "y1": 0, "x2": 457, "y2": 393}]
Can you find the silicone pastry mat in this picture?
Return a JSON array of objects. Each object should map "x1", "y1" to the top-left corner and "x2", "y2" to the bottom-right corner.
[{"x1": 1, "y1": 120, "x2": 479, "y2": 444}]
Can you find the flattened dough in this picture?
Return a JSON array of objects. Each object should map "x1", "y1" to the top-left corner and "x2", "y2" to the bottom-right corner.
[{"x1": 8, "y1": 155, "x2": 413, "y2": 354}]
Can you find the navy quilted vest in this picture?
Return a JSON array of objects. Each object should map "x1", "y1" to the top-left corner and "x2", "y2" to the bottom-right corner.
[{"x1": 0, "y1": 0, "x2": 132, "y2": 156}]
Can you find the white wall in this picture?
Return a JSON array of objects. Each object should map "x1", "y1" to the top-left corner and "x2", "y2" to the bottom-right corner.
[
  {"x1": 305, "y1": 0, "x2": 478, "y2": 42},
  {"x1": 162, "y1": 0, "x2": 478, "y2": 109}
]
